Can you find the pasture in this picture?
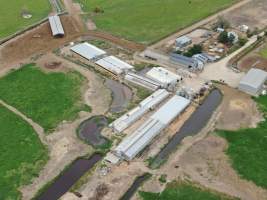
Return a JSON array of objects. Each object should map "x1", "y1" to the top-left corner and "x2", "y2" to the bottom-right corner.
[
  {"x1": 0, "y1": 105, "x2": 48, "y2": 200},
  {"x1": 77, "y1": 0, "x2": 235, "y2": 44},
  {"x1": 0, "y1": 0, "x2": 50, "y2": 39},
  {"x1": 0, "y1": 64, "x2": 89, "y2": 132},
  {"x1": 218, "y1": 95, "x2": 267, "y2": 189},
  {"x1": 139, "y1": 181, "x2": 238, "y2": 200}
]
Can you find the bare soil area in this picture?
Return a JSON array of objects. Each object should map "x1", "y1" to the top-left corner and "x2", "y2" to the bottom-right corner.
[
  {"x1": 215, "y1": 84, "x2": 262, "y2": 130},
  {"x1": 223, "y1": 0, "x2": 267, "y2": 31}
]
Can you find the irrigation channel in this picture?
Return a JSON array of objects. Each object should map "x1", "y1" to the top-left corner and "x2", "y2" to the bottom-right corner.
[
  {"x1": 150, "y1": 89, "x2": 222, "y2": 168},
  {"x1": 119, "y1": 173, "x2": 151, "y2": 200},
  {"x1": 105, "y1": 79, "x2": 132, "y2": 113},
  {"x1": 37, "y1": 154, "x2": 102, "y2": 200}
]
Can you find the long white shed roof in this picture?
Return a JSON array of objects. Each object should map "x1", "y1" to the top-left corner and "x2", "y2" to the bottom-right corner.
[
  {"x1": 95, "y1": 56, "x2": 134, "y2": 75},
  {"x1": 110, "y1": 89, "x2": 169, "y2": 133},
  {"x1": 48, "y1": 15, "x2": 64, "y2": 36},
  {"x1": 114, "y1": 95, "x2": 190, "y2": 160},
  {"x1": 146, "y1": 67, "x2": 182, "y2": 86},
  {"x1": 70, "y1": 42, "x2": 106, "y2": 60},
  {"x1": 125, "y1": 72, "x2": 161, "y2": 91}
]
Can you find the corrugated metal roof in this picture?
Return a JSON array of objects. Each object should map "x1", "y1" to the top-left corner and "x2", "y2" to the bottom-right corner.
[
  {"x1": 110, "y1": 89, "x2": 169, "y2": 132},
  {"x1": 95, "y1": 56, "x2": 134, "y2": 75},
  {"x1": 48, "y1": 15, "x2": 64, "y2": 36},
  {"x1": 239, "y1": 68, "x2": 267, "y2": 90},
  {"x1": 151, "y1": 95, "x2": 190, "y2": 125},
  {"x1": 175, "y1": 36, "x2": 191, "y2": 44},
  {"x1": 125, "y1": 72, "x2": 161, "y2": 91},
  {"x1": 170, "y1": 53, "x2": 198, "y2": 68},
  {"x1": 114, "y1": 94, "x2": 190, "y2": 160},
  {"x1": 146, "y1": 67, "x2": 181, "y2": 86},
  {"x1": 70, "y1": 42, "x2": 106, "y2": 60}
]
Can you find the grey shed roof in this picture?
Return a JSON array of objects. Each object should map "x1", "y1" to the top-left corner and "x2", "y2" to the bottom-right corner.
[
  {"x1": 239, "y1": 68, "x2": 267, "y2": 89},
  {"x1": 170, "y1": 53, "x2": 198, "y2": 68},
  {"x1": 48, "y1": 15, "x2": 64, "y2": 36},
  {"x1": 175, "y1": 36, "x2": 191, "y2": 44}
]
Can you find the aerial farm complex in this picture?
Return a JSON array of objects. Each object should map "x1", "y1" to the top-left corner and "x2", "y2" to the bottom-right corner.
[{"x1": 1, "y1": 0, "x2": 267, "y2": 200}]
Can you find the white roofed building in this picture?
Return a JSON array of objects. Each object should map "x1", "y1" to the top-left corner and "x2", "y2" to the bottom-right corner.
[
  {"x1": 110, "y1": 89, "x2": 169, "y2": 133},
  {"x1": 114, "y1": 95, "x2": 190, "y2": 161},
  {"x1": 238, "y1": 68, "x2": 267, "y2": 96},
  {"x1": 95, "y1": 56, "x2": 134, "y2": 75},
  {"x1": 146, "y1": 67, "x2": 182, "y2": 90},
  {"x1": 70, "y1": 42, "x2": 106, "y2": 60},
  {"x1": 48, "y1": 15, "x2": 64, "y2": 37}
]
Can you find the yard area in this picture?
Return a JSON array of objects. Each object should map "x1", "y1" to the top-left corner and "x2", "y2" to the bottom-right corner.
[
  {"x1": 77, "y1": 0, "x2": 235, "y2": 44},
  {"x1": 218, "y1": 95, "x2": 267, "y2": 189},
  {"x1": 0, "y1": 105, "x2": 48, "y2": 200},
  {"x1": 0, "y1": 0, "x2": 51, "y2": 39},
  {"x1": 0, "y1": 64, "x2": 89, "y2": 132},
  {"x1": 139, "y1": 181, "x2": 238, "y2": 200},
  {"x1": 259, "y1": 44, "x2": 267, "y2": 58}
]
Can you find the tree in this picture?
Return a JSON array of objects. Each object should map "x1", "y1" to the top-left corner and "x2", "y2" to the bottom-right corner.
[
  {"x1": 183, "y1": 44, "x2": 203, "y2": 57},
  {"x1": 218, "y1": 31, "x2": 229, "y2": 44}
]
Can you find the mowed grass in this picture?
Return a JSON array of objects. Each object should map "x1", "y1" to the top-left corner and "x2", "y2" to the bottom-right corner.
[
  {"x1": 0, "y1": 0, "x2": 50, "y2": 39},
  {"x1": 139, "y1": 181, "x2": 238, "y2": 200},
  {"x1": 77, "y1": 0, "x2": 235, "y2": 44},
  {"x1": 218, "y1": 95, "x2": 267, "y2": 189},
  {"x1": 0, "y1": 64, "x2": 89, "y2": 132},
  {"x1": 0, "y1": 105, "x2": 48, "y2": 200}
]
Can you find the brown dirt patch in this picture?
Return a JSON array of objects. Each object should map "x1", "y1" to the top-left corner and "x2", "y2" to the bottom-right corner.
[
  {"x1": 177, "y1": 135, "x2": 267, "y2": 200},
  {"x1": 215, "y1": 84, "x2": 262, "y2": 130},
  {"x1": 0, "y1": 15, "x2": 84, "y2": 69},
  {"x1": 238, "y1": 55, "x2": 267, "y2": 72}
]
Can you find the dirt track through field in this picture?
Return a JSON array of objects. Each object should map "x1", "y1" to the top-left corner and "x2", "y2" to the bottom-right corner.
[{"x1": 0, "y1": 99, "x2": 47, "y2": 145}]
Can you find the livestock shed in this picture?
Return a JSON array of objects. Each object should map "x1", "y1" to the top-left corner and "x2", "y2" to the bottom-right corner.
[
  {"x1": 70, "y1": 42, "x2": 106, "y2": 60},
  {"x1": 48, "y1": 15, "x2": 64, "y2": 37},
  {"x1": 238, "y1": 68, "x2": 267, "y2": 96},
  {"x1": 170, "y1": 53, "x2": 199, "y2": 70},
  {"x1": 114, "y1": 95, "x2": 190, "y2": 161},
  {"x1": 175, "y1": 36, "x2": 192, "y2": 48},
  {"x1": 146, "y1": 67, "x2": 182, "y2": 90},
  {"x1": 110, "y1": 89, "x2": 169, "y2": 133},
  {"x1": 95, "y1": 56, "x2": 134, "y2": 75},
  {"x1": 125, "y1": 72, "x2": 161, "y2": 91}
]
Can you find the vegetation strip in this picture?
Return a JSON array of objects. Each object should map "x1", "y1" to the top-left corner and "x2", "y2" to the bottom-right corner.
[{"x1": 139, "y1": 181, "x2": 239, "y2": 200}]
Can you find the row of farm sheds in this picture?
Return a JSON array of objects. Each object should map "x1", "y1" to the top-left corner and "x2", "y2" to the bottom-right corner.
[
  {"x1": 70, "y1": 42, "x2": 182, "y2": 91},
  {"x1": 70, "y1": 42, "x2": 191, "y2": 163}
]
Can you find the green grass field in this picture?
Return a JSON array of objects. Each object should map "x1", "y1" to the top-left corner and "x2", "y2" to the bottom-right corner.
[
  {"x1": 0, "y1": 0, "x2": 50, "y2": 39},
  {"x1": 139, "y1": 181, "x2": 237, "y2": 200},
  {"x1": 218, "y1": 95, "x2": 267, "y2": 189},
  {"x1": 0, "y1": 105, "x2": 48, "y2": 200},
  {"x1": 76, "y1": 0, "x2": 235, "y2": 44},
  {"x1": 259, "y1": 45, "x2": 267, "y2": 58},
  {"x1": 0, "y1": 64, "x2": 89, "y2": 132}
]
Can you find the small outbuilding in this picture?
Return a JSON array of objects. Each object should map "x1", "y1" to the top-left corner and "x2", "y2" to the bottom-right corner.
[
  {"x1": 48, "y1": 15, "x2": 64, "y2": 37},
  {"x1": 175, "y1": 36, "x2": 192, "y2": 48},
  {"x1": 238, "y1": 68, "x2": 267, "y2": 96}
]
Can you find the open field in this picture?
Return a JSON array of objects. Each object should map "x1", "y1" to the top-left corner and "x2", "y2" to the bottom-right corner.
[
  {"x1": 218, "y1": 95, "x2": 267, "y2": 189},
  {"x1": 0, "y1": 64, "x2": 88, "y2": 132},
  {"x1": 139, "y1": 181, "x2": 238, "y2": 200},
  {"x1": 76, "y1": 0, "x2": 235, "y2": 44},
  {"x1": 0, "y1": 104, "x2": 48, "y2": 200},
  {"x1": 0, "y1": 0, "x2": 50, "y2": 39}
]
